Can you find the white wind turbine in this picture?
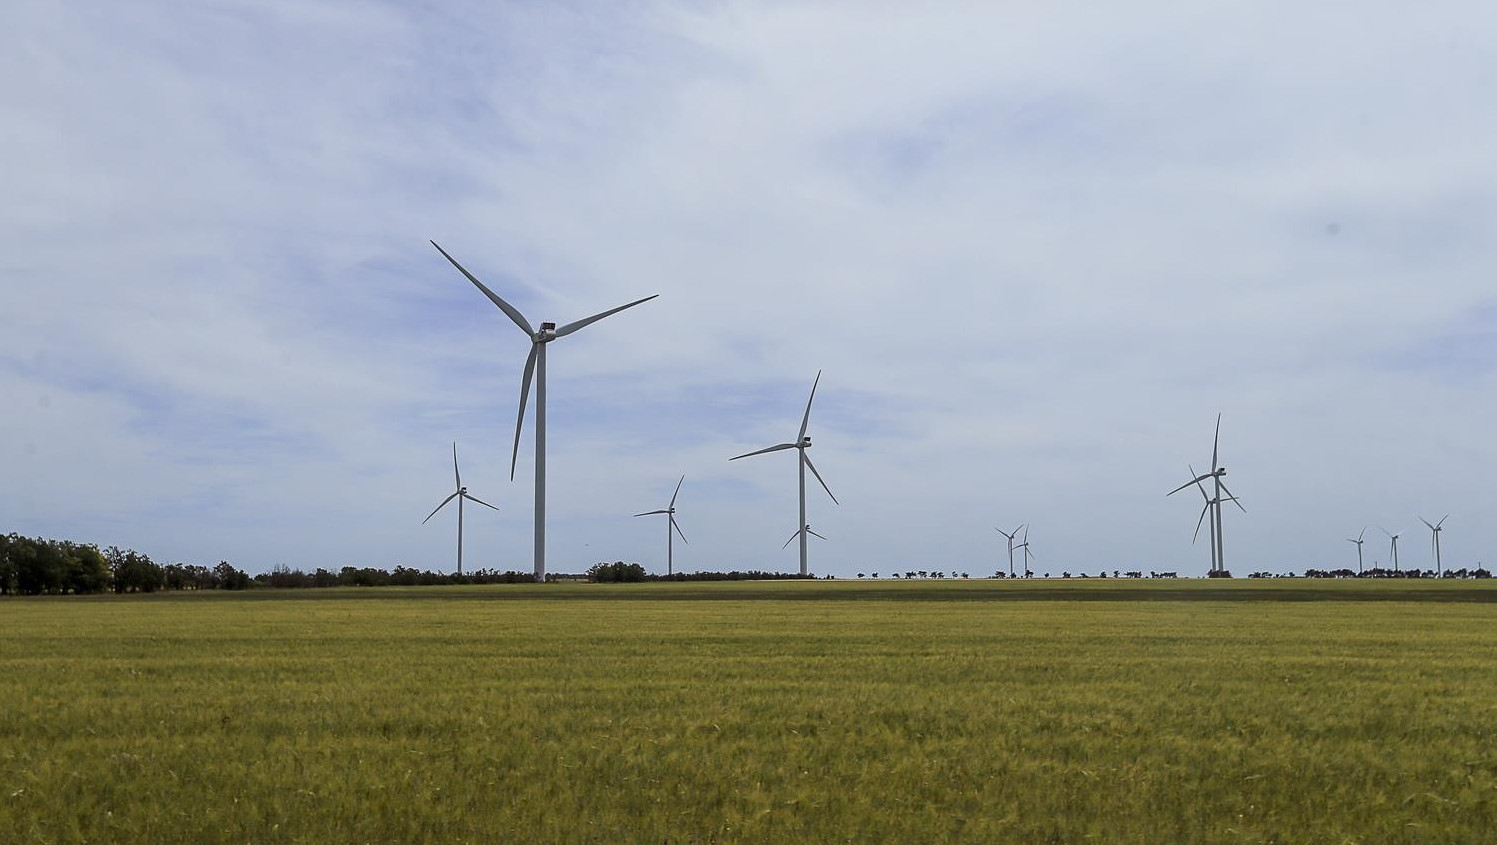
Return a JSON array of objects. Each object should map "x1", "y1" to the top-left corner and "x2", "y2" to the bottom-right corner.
[
  {"x1": 730, "y1": 371, "x2": 838, "y2": 576},
  {"x1": 432, "y1": 241, "x2": 657, "y2": 582},
  {"x1": 1381, "y1": 527, "x2": 1402, "y2": 573},
  {"x1": 634, "y1": 476, "x2": 688, "y2": 576},
  {"x1": 1419, "y1": 515, "x2": 1448, "y2": 576},
  {"x1": 1347, "y1": 528, "x2": 1366, "y2": 574},
  {"x1": 422, "y1": 443, "x2": 500, "y2": 575},
  {"x1": 995, "y1": 524, "x2": 1024, "y2": 577},
  {"x1": 1168, "y1": 414, "x2": 1244, "y2": 575},
  {"x1": 1015, "y1": 525, "x2": 1036, "y2": 576}
]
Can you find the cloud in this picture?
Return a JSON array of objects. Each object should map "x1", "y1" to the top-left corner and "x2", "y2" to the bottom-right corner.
[{"x1": 5, "y1": 1, "x2": 1497, "y2": 576}]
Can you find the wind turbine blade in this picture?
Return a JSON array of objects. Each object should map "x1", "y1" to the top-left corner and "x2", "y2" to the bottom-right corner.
[
  {"x1": 782, "y1": 529, "x2": 801, "y2": 549},
  {"x1": 422, "y1": 492, "x2": 459, "y2": 524},
  {"x1": 430, "y1": 241, "x2": 534, "y2": 336},
  {"x1": 1212, "y1": 413, "x2": 1221, "y2": 472},
  {"x1": 729, "y1": 442, "x2": 797, "y2": 461},
  {"x1": 1022, "y1": 525, "x2": 1029, "y2": 543},
  {"x1": 634, "y1": 509, "x2": 670, "y2": 517},
  {"x1": 1420, "y1": 516, "x2": 1434, "y2": 530},
  {"x1": 1168, "y1": 472, "x2": 1215, "y2": 496},
  {"x1": 1438, "y1": 514, "x2": 1449, "y2": 528},
  {"x1": 463, "y1": 493, "x2": 500, "y2": 512},
  {"x1": 1358, "y1": 527, "x2": 1366, "y2": 542},
  {"x1": 802, "y1": 453, "x2": 838, "y2": 504},
  {"x1": 669, "y1": 475, "x2": 684, "y2": 509},
  {"x1": 1194, "y1": 502, "x2": 1211, "y2": 543},
  {"x1": 554, "y1": 294, "x2": 659, "y2": 338},
  {"x1": 798, "y1": 370, "x2": 822, "y2": 442},
  {"x1": 808, "y1": 529, "x2": 828, "y2": 541},
  {"x1": 1216, "y1": 480, "x2": 1246, "y2": 512},
  {"x1": 452, "y1": 442, "x2": 461, "y2": 489},
  {"x1": 510, "y1": 343, "x2": 538, "y2": 481},
  {"x1": 671, "y1": 516, "x2": 688, "y2": 544}
]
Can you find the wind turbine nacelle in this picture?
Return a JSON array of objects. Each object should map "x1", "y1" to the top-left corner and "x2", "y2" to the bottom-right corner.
[{"x1": 801, "y1": 436, "x2": 812, "y2": 446}]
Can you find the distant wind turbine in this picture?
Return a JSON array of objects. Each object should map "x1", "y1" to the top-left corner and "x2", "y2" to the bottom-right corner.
[
  {"x1": 730, "y1": 371, "x2": 838, "y2": 576},
  {"x1": 432, "y1": 241, "x2": 657, "y2": 582},
  {"x1": 1168, "y1": 414, "x2": 1244, "y2": 575},
  {"x1": 996, "y1": 524, "x2": 1024, "y2": 576},
  {"x1": 1016, "y1": 525, "x2": 1036, "y2": 576},
  {"x1": 1347, "y1": 528, "x2": 1366, "y2": 574},
  {"x1": 422, "y1": 443, "x2": 500, "y2": 575},
  {"x1": 634, "y1": 476, "x2": 688, "y2": 576},
  {"x1": 1381, "y1": 527, "x2": 1402, "y2": 573},
  {"x1": 1419, "y1": 515, "x2": 1448, "y2": 576}
]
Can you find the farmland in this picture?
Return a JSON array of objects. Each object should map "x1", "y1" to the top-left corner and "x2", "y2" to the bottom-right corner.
[{"x1": 3, "y1": 579, "x2": 1495, "y2": 843}]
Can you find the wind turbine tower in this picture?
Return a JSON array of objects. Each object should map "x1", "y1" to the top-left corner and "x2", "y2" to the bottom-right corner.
[
  {"x1": 1420, "y1": 515, "x2": 1448, "y2": 576},
  {"x1": 730, "y1": 371, "x2": 838, "y2": 576},
  {"x1": 422, "y1": 443, "x2": 500, "y2": 575},
  {"x1": 432, "y1": 241, "x2": 657, "y2": 582},
  {"x1": 634, "y1": 476, "x2": 688, "y2": 575}
]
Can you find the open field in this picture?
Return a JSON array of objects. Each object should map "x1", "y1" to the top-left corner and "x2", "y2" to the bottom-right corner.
[{"x1": 3, "y1": 580, "x2": 1496, "y2": 843}]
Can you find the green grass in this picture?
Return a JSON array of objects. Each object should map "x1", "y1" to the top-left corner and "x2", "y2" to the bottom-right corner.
[{"x1": 3, "y1": 580, "x2": 1496, "y2": 843}]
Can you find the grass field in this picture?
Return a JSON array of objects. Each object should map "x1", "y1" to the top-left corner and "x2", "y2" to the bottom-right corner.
[{"x1": 3, "y1": 579, "x2": 1495, "y2": 843}]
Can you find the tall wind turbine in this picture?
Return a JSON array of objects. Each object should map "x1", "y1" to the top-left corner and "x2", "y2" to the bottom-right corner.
[
  {"x1": 432, "y1": 241, "x2": 657, "y2": 582},
  {"x1": 1347, "y1": 528, "x2": 1366, "y2": 574},
  {"x1": 634, "y1": 476, "x2": 688, "y2": 576},
  {"x1": 422, "y1": 443, "x2": 500, "y2": 575},
  {"x1": 730, "y1": 371, "x2": 838, "y2": 576},
  {"x1": 1168, "y1": 415, "x2": 1244, "y2": 575},
  {"x1": 1382, "y1": 527, "x2": 1402, "y2": 573},
  {"x1": 996, "y1": 524, "x2": 1024, "y2": 576},
  {"x1": 1016, "y1": 525, "x2": 1036, "y2": 576},
  {"x1": 1420, "y1": 515, "x2": 1448, "y2": 576}
]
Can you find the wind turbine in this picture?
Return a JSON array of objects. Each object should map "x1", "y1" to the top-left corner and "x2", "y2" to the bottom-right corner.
[
  {"x1": 1168, "y1": 415, "x2": 1244, "y2": 575},
  {"x1": 1419, "y1": 515, "x2": 1448, "y2": 576},
  {"x1": 783, "y1": 524, "x2": 827, "y2": 549},
  {"x1": 432, "y1": 241, "x2": 657, "y2": 582},
  {"x1": 995, "y1": 524, "x2": 1024, "y2": 576},
  {"x1": 634, "y1": 476, "x2": 688, "y2": 576},
  {"x1": 421, "y1": 442, "x2": 500, "y2": 575},
  {"x1": 1186, "y1": 464, "x2": 1241, "y2": 571},
  {"x1": 1381, "y1": 527, "x2": 1402, "y2": 573},
  {"x1": 1016, "y1": 525, "x2": 1036, "y2": 576},
  {"x1": 1347, "y1": 528, "x2": 1366, "y2": 574},
  {"x1": 730, "y1": 371, "x2": 838, "y2": 576}
]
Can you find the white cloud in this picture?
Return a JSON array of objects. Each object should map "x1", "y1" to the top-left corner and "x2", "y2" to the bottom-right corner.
[{"x1": 4, "y1": 1, "x2": 1497, "y2": 576}]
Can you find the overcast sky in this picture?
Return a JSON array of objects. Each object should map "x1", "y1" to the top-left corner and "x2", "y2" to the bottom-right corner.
[{"x1": 4, "y1": 1, "x2": 1496, "y2": 577}]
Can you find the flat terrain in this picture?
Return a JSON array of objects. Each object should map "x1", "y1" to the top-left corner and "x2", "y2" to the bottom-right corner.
[{"x1": 3, "y1": 579, "x2": 1495, "y2": 843}]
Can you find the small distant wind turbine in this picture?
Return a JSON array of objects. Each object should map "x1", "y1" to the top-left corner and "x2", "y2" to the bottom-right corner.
[
  {"x1": 1347, "y1": 528, "x2": 1366, "y2": 574},
  {"x1": 422, "y1": 443, "x2": 500, "y2": 575},
  {"x1": 1381, "y1": 527, "x2": 1402, "y2": 573},
  {"x1": 432, "y1": 241, "x2": 657, "y2": 582},
  {"x1": 730, "y1": 371, "x2": 838, "y2": 576},
  {"x1": 996, "y1": 524, "x2": 1024, "y2": 576},
  {"x1": 1168, "y1": 415, "x2": 1244, "y2": 575},
  {"x1": 1016, "y1": 525, "x2": 1036, "y2": 575},
  {"x1": 634, "y1": 476, "x2": 688, "y2": 575},
  {"x1": 1419, "y1": 515, "x2": 1448, "y2": 576},
  {"x1": 783, "y1": 524, "x2": 827, "y2": 549}
]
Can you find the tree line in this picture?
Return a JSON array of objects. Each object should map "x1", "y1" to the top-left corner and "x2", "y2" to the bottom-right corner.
[{"x1": 0, "y1": 534, "x2": 253, "y2": 595}]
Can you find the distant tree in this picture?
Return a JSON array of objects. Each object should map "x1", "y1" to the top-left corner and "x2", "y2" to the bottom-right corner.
[
  {"x1": 0, "y1": 534, "x2": 17, "y2": 595},
  {"x1": 214, "y1": 561, "x2": 251, "y2": 590},
  {"x1": 587, "y1": 561, "x2": 647, "y2": 583}
]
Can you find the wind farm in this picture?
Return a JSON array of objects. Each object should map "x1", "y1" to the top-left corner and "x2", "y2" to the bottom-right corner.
[{"x1": 9, "y1": 3, "x2": 1497, "y2": 844}]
